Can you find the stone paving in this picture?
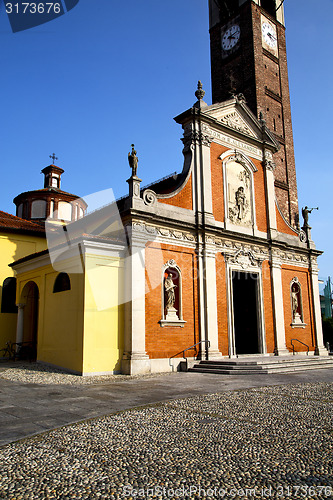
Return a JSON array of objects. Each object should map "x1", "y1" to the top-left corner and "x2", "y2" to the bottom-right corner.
[{"x1": 0, "y1": 363, "x2": 332, "y2": 499}]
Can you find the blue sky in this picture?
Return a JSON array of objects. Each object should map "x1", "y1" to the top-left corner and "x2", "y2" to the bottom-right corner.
[{"x1": 0, "y1": 0, "x2": 332, "y2": 279}]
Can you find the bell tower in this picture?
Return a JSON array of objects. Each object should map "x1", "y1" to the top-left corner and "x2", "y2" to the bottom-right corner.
[{"x1": 208, "y1": 0, "x2": 298, "y2": 227}]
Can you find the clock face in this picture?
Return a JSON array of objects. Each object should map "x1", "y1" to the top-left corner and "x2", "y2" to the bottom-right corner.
[
  {"x1": 262, "y1": 22, "x2": 277, "y2": 49},
  {"x1": 222, "y1": 24, "x2": 241, "y2": 51}
]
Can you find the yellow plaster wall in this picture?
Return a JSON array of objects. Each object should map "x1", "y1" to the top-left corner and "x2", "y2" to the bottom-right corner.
[
  {"x1": 16, "y1": 261, "x2": 85, "y2": 374},
  {"x1": 0, "y1": 232, "x2": 46, "y2": 348},
  {"x1": 15, "y1": 250, "x2": 125, "y2": 375},
  {"x1": 82, "y1": 254, "x2": 124, "y2": 374}
]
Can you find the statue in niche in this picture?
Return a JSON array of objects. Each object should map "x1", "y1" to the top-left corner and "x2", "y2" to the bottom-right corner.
[
  {"x1": 165, "y1": 273, "x2": 177, "y2": 311},
  {"x1": 128, "y1": 144, "x2": 138, "y2": 177},
  {"x1": 235, "y1": 186, "x2": 246, "y2": 220},
  {"x1": 291, "y1": 290, "x2": 298, "y2": 320},
  {"x1": 291, "y1": 282, "x2": 302, "y2": 324}
]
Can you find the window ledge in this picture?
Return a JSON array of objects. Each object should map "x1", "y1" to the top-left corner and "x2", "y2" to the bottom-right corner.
[
  {"x1": 159, "y1": 320, "x2": 186, "y2": 328},
  {"x1": 291, "y1": 323, "x2": 307, "y2": 328}
]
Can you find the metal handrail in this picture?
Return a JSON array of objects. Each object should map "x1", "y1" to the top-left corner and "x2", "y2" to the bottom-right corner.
[
  {"x1": 169, "y1": 340, "x2": 211, "y2": 366},
  {"x1": 291, "y1": 339, "x2": 309, "y2": 356}
]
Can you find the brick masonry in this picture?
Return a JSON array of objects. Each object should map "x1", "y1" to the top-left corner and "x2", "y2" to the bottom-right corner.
[
  {"x1": 282, "y1": 265, "x2": 315, "y2": 353},
  {"x1": 158, "y1": 174, "x2": 193, "y2": 210},
  {"x1": 209, "y1": 1, "x2": 299, "y2": 227},
  {"x1": 145, "y1": 243, "x2": 199, "y2": 359}
]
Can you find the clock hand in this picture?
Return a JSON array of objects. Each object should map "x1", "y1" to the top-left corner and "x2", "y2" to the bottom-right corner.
[
  {"x1": 228, "y1": 30, "x2": 240, "y2": 39},
  {"x1": 267, "y1": 32, "x2": 277, "y2": 42}
]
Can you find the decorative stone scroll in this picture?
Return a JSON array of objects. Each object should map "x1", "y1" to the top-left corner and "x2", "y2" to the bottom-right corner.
[
  {"x1": 224, "y1": 248, "x2": 263, "y2": 270},
  {"x1": 143, "y1": 189, "x2": 157, "y2": 206},
  {"x1": 181, "y1": 129, "x2": 213, "y2": 152},
  {"x1": 263, "y1": 149, "x2": 276, "y2": 171}
]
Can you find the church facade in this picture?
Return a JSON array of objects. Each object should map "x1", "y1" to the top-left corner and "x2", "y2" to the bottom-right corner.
[{"x1": 2, "y1": 0, "x2": 327, "y2": 375}]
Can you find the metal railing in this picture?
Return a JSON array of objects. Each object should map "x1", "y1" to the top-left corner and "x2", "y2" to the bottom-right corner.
[
  {"x1": 169, "y1": 340, "x2": 211, "y2": 367},
  {"x1": 291, "y1": 339, "x2": 309, "y2": 356}
]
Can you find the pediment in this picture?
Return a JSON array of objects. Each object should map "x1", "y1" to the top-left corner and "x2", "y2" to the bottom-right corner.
[
  {"x1": 199, "y1": 97, "x2": 279, "y2": 150},
  {"x1": 174, "y1": 95, "x2": 280, "y2": 152},
  {"x1": 204, "y1": 106, "x2": 257, "y2": 138}
]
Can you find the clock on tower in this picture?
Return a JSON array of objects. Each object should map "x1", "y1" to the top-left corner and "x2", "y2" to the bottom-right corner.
[{"x1": 208, "y1": 0, "x2": 298, "y2": 228}]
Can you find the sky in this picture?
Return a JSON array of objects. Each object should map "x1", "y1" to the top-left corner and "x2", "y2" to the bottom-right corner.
[{"x1": 0, "y1": 0, "x2": 333, "y2": 280}]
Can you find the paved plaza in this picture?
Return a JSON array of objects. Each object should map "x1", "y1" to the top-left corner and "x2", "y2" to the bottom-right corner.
[{"x1": 0, "y1": 363, "x2": 332, "y2": 499}]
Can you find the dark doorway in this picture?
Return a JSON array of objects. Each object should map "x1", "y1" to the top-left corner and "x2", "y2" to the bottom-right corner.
[
  {"x1": 22, "y1": 281, "x2": 39, "y2": 360},
  {"x1": 232, "y1": 272, "x2": 259, "y2": 355}
]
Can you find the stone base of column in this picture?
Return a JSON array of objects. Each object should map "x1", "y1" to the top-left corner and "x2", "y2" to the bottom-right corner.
[
  {"x1": 315, "y1": 346, "x2": 329, "y2": 356},
  {"x1": 208, "y1": 349, "x2": 224, "y2": 360},
  {"x1": 122, "y1": 352, "x2": 151, "y2": 375},
  {"x1": 274, "y1": 347, "x2": 291, "y2": 356}
]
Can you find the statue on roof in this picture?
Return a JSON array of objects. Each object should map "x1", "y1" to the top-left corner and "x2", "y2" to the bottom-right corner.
[
  {"x1": 128, "y1": 144, "x2": 138, "y2": 177},
  {"x1": 301, "y1": 206, "x2": 318, "y2": 229}
]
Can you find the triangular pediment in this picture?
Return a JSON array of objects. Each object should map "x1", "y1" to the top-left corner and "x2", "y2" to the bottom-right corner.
[
  {"x1": 204, "y1": 105, "x2": 257, "y2": 138},
  {"x1": 174, "y1": 95, "x2": 280, "y2": 151}
]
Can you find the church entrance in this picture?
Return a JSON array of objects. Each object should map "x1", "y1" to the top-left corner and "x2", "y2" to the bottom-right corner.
[
  {"x1": 21, "y1": 281, "x2": 39, "y2": 361},
  {"x1": 232, "y1": 271, "x2": 259, "y2": 355}
]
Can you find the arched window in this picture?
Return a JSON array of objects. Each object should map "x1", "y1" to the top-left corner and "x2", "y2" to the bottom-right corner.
[
  {"x1": 290, "y1": 277, "x2": 305, "y2": 326},
  {"x1": 31, "y1": 199, "x2": 47, "y2": 219},
  {"x1": 159, "y1": 260, "x2": 186, "y2": 327},
  {"x1": 58, "y1": 202, "x2": 72, "y2": 221},
  {"x1": 53, "y1": 273, "x2": 71, "y2": 293},
  {"x1": 1, "y1": 277, "x2": 18, "y2": 313}
]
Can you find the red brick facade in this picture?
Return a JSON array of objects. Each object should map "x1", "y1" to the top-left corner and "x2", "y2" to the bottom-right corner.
[
  {"x1": 282, "y1": 266, "x2": 315, "y2": 353},
  {"x1": 145, "y1": 243, "x2": 199, "y2": 359},
  {"x1": 158, "y1": 174, "x2": 193, "y2": 210}
]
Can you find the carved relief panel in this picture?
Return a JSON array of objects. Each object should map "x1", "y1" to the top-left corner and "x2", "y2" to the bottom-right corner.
[{"x1": 222, "y1": 153, "x2": 257, "y2": 231}]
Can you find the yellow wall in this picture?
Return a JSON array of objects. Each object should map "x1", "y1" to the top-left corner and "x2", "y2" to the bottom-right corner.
[
  {"x1": 14, "y1": 249, "x2": 124, "y2": 375},
  {"x1": 16, "y1": 259, "x2": 85, "y2": 374},
  {"x1": 82, "y1": 254, "x2": 124, "y2": 375},
  {"x1": 0, "y1": 232, "x2": 46, "y2": 349}
]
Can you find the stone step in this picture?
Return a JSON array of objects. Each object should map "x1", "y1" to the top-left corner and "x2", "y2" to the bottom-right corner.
[
  {"x1": 199, "y1": 356, "x2": 332, "y2": 366},
  {"x1": 196, "y1": 359, "x2": 333, "y2": 369},
  {"x1": 188, "y1": 356, "x2": 333, "y2": 375}
]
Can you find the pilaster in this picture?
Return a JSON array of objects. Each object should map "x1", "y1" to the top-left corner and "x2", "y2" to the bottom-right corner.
[
  {"x1": 203, "y1": 246, "x2": 223, "y2": 359},
  {"x1": 122, "y1": 232, "x2": 150, "y2": 375},
  {"x1": 270, "y1": 259, "x2": 289, "y2": 355},
  {"x1": 309, "y1": 258, "x2": 328, "y2": 356},
  {"x1": 263, "y1": 149, "x2": 278, "y2": 239},
  {"x1": 15, "y1": 304, "x2": 25, "y2": 348}
]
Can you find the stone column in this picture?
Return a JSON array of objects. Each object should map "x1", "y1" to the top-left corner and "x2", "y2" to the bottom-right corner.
[
  {"x1": 203, "y1": 247, "x2": 223, "y2": 359},
  {"x1": 271, "y1": 260, "x2": 289, "y2": 356},
  {"x1": 15, "y1": 304, "x2": 25, "y2": 348},
  {"x1": 122, "y1": 234, "x2": 150, "y2": 375},
  {"x1": 310, "y1": 262, "x2": 327, "y2": 356}
]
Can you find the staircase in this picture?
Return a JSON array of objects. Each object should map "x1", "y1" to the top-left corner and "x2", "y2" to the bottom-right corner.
[{"x1": 188, "y1": 355, "x2": 333, "y2": 375}]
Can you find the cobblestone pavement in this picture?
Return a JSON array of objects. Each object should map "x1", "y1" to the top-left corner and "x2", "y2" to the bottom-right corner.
[
  {"x1": 0, "y1": 374, "x2": 333, "y2": 499},
  {"x1": 0, "y1": 362, "x2": 333, "y2": 448}
]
